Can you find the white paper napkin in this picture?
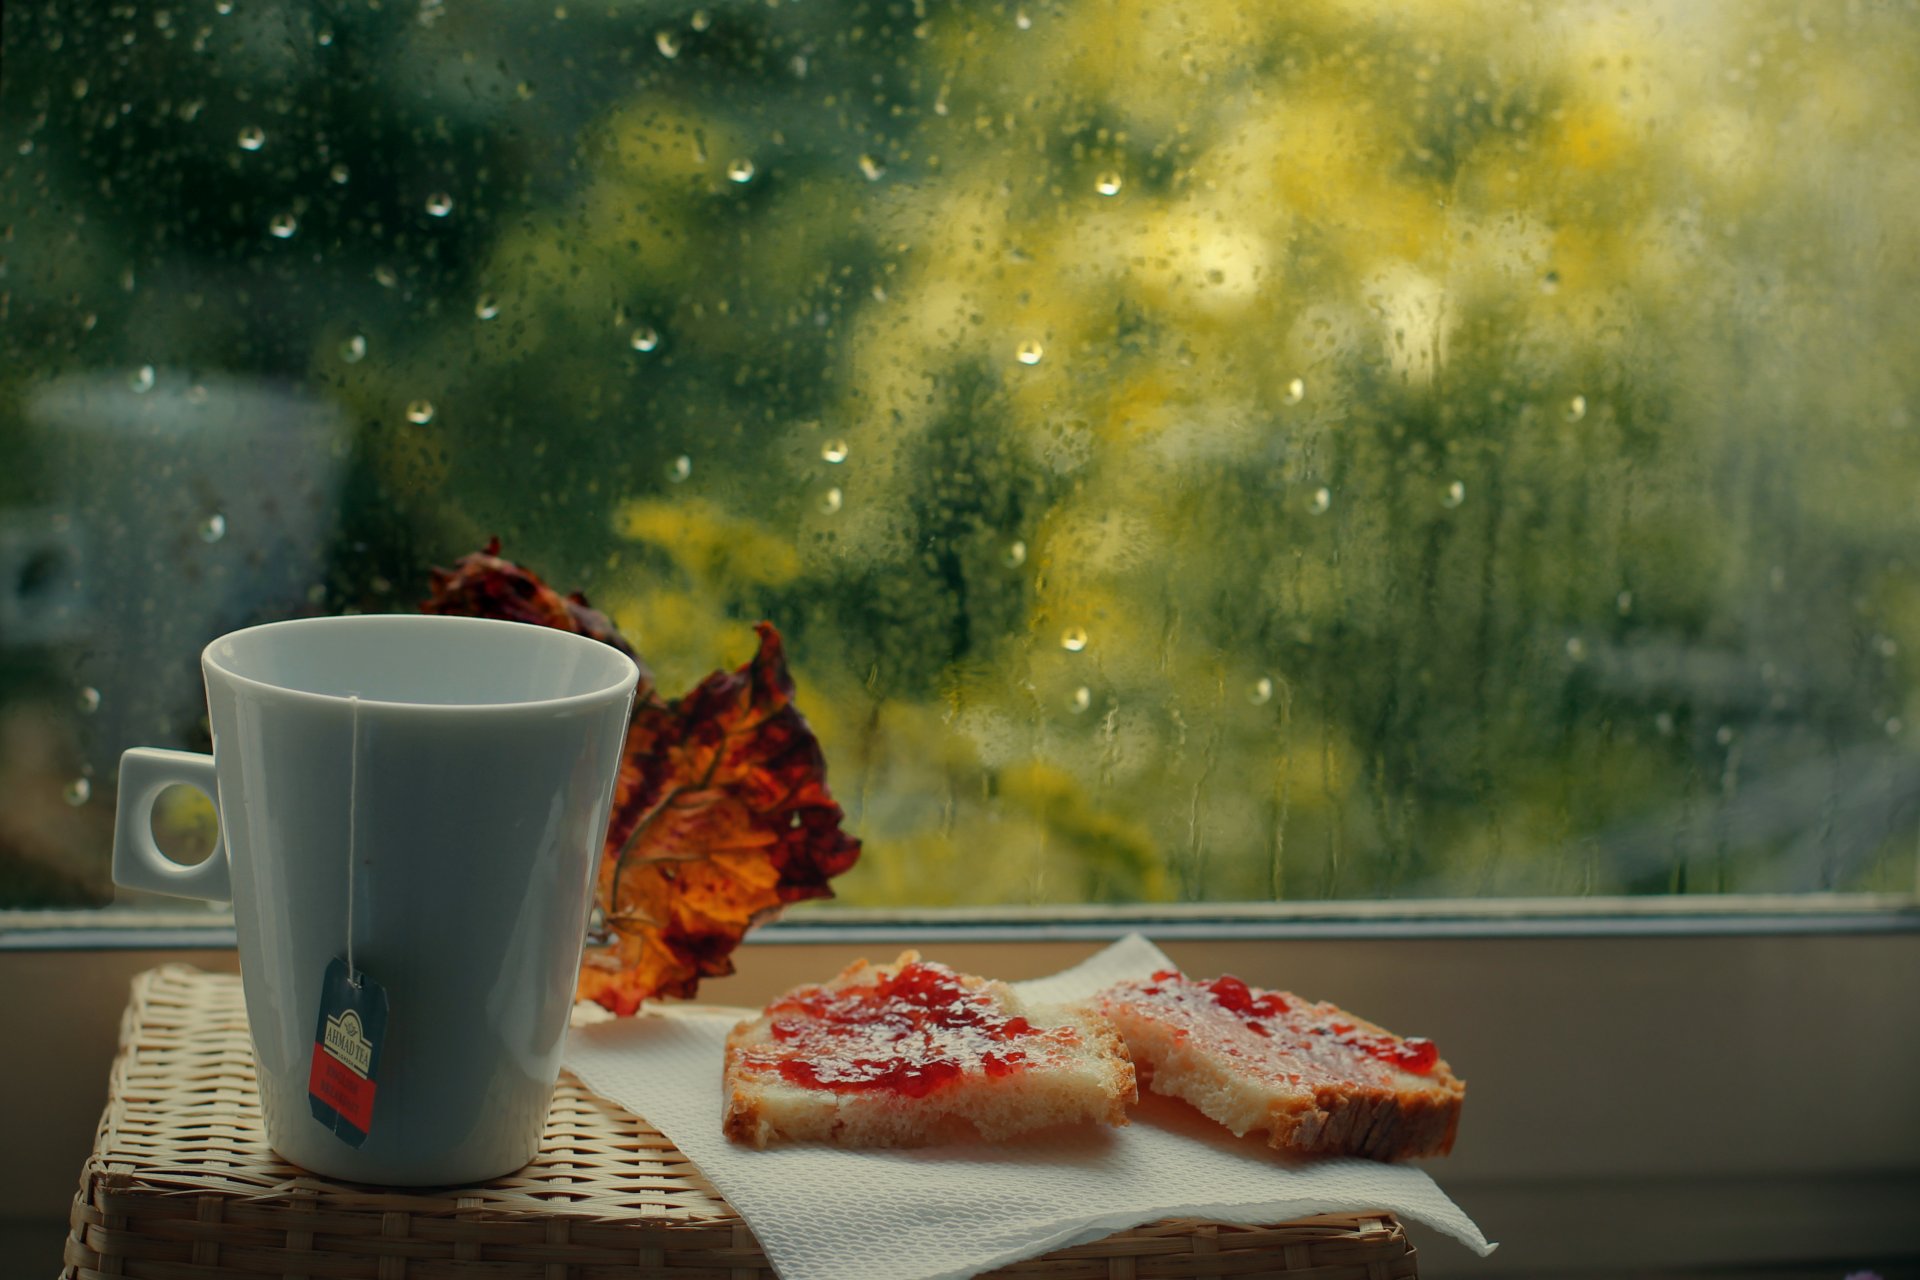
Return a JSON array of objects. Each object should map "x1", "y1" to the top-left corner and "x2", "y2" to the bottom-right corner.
[{"x1": 562, "y1": 933, "x2": 1495, "y2": 1280}]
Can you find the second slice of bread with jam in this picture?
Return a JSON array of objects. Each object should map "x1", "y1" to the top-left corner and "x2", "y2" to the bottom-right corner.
[
  {"x1": 723, "y1": 952, "x2": 1136, "y2": 1148},
  {"x1": 1099, "y1": 969, "x2": 1464, "y2": 1161}
]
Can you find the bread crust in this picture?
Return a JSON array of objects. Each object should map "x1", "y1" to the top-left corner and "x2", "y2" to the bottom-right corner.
[
  {"x1": 723, "y1": 952, "x2": 1137, "y2": 1148},
  {"x1": 1100, "y1": 975, "x2": 1464, "y2": 1162}
]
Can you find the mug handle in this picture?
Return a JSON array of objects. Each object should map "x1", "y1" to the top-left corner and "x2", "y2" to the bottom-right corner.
[{"x1": 112, "y1": 747, "x2": 232, "y2": 903}]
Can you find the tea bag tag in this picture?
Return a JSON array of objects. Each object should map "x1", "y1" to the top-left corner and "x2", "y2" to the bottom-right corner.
[{"x1": 308, "y1": 957, "x2": 388, "y2": 1147}]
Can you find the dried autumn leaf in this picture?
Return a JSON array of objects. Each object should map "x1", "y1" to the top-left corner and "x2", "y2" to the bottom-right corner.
[{"x1": 422, "y1": 543, "x2": 861, "y2": 1012}]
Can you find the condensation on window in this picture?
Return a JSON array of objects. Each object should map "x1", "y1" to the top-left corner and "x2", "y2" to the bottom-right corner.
[{"x1": 2, "y1": 0, "x2": 1917, "y2": 908}]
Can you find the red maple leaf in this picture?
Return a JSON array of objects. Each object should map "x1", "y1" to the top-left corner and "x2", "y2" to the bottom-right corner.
[{"x1": 422, "y1": 542, "x2": 860, "y2": 1012}]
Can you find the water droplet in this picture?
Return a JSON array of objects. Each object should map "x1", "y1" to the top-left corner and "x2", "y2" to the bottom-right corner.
[
  {"x1": 1309, "y1": 486, "x2": 1331, "y2": 515},
  {"x1": 1004, "y1": 540, "x2": 1027, "y2": 568},
  {"x1": 1442, "y1": 480, "x2": 1465, "y2": 508},
  {"x1": 726, "y1": 157, "x2": 756, "y2": 183},
  {"x1": 329, "y1": 162, "x2": 349, "y2": 184},
  {"x1": 1876, "y1": 635, "x2": 1899, "y2": 657},
  {"x1": 71, "y1": 77, "x2": 89, "y2": 99},
  {"x1": 1655, "y1": 711, "x2": 1675, "y2": 736},
  {"x1": 424, "y1": 192, "x2": 453, "y2": 217},
  {"x1": 819, "y1": 438, "x2": 850, "y2": 464},
  {"x1": 858, "y1": 153, "x2": 886, "y2": 181},
  {"x1": 1069, "y1": 686, "x2": 1091, "y2": 713},
  {"x1": 63, "y1": 778, "x2": 91, "y2": 806},
  {"x1": 199, "y1": 513, "x2": 227, "y2": 543},
  {"x1": 1015, "y1": 7, "x2": 1032, "y2": 29},
  {"x1": 1095, "y1": 171, "x2": 1122, "y2": 196},
  {"x1": 1566, "y1": 394, "x2": 1587, "y2": 422},
  {"x1": 405, "y1": 399, "x2": 434, "y2": 425},
  {"x1": 515, "y1": 81, "x2": 535, "y2": 100},
  {"x1": 1715, "y1": 724, "x2": 1736, "y2": 746},
  {"x1": 1016, "y1": 340, "x2": 1044, "y2": 366},
  {"x1": 667, "y1": 454, "x2": 692, "y2": 483},
  {"x1": 820, "y1": 486, "x2": 843, "y2": 514},
  {"x1": 1887, "y1": 717, "x2": 1904, "y2": 737},
  {"x1": 1541, "y1": 269, "x2": 1560, "y2": 294},
  {"x1": 475, "y1": 293, "x2": 499, "y2": 320},
  {"x1": 339, "y1": 333, "x2": 366, "y2": 362},
  {"x1": 77, "y1": 686, "x2": 101, "y2": 714},
  {"x1": 236, "y1": 124, "x2": 264, "y2": 151},
  {"x1": 690, "y1": 8, "x2": 711, "y2": 29},
  {"x1": 1060, "y1": 626, "x2": 1089, "y2": 653},
  {"x1": 1283, "y1": 376, "x2": 1306, "y2": 404},
  {"x1": 1565, "y1": 636, "x2": 1586, "y2": 662},
  {"x1": 654, "y1": 29, "x2": 680, "y2": 57},
  {"x1": 214, "y1": 0, "x2": 232, "y2": 12},
  {"x1": 1250, "y1": 676, "x2": 1274, "y2": 705},
  {"x1": 629, "y1": 325, "x2": 659, "y2": 352},
  {"x1": 268, "y1": 210, "x2": 297, "y2": 238},
  {"x1": 1617, "y1": 589, "x2": 1634, "y2": 615},
  {"x1": 125, "y1": 364, "x2": 159, "y2": 394},
  {"x1": 315, "y1": 27, "x2": 332, "y2": 45}
]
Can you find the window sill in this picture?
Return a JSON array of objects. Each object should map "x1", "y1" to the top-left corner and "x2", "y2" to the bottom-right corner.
[{"x1": 4, "y1": 892, "x2": 1915, "y2": 950}]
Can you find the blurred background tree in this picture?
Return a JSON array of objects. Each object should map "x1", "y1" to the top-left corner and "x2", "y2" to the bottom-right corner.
[{"x1": 3, "y1": 0, "x2": 1917, "y2": 907}]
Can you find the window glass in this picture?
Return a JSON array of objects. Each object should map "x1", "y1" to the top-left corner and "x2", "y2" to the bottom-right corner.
[{"x1": 4, "y1": 0, "x2": 1918, "y2": 909}]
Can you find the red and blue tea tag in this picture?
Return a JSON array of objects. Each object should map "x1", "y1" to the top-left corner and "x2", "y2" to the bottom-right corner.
[{"x1": 308, "y1": 958, "x2": 387, "y2": 1147}]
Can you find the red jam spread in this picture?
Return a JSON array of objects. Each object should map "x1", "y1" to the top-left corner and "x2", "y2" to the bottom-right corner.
[
  {"x1": 748, "y1": 960, "x2": 1065, "y2": 1097},
  {"x1": 1133, "y1": 969, "x2": 1441, "y2": 1078}
]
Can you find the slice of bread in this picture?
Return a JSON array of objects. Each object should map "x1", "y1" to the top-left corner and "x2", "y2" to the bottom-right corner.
[
  {"x1": 1099, "y1": 970, "x2": 1464, "y2": 1161},
  {"x1": 723, "y1": 952, "x2": 1137, "y2": 1148}
]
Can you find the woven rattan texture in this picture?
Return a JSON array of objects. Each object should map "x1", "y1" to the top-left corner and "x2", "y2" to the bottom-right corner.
[{"x1": 63, "y1": 965, "x2": 1418, "y2": 1279}]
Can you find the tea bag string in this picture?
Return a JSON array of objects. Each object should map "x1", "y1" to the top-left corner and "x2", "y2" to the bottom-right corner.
[{"x1": 346, "y1": 693, "x2": 362, "y2": 986}]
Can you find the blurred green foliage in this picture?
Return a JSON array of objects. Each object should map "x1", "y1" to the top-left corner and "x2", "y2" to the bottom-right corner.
[{"x1": 3, "y1": 0, "x2": 1919, "y2": 907}]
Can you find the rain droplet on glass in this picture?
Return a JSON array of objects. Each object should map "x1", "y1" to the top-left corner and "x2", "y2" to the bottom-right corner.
[
  {"x1": 405, "y1": 399, "x2": 435, "y2": 425},
  {"x1": 1617, "y1": 589, "x2": 1634, "y2": 615},
  {"x1": 691, "y1": 8, "x2": 711, "y2": 29},
  {"x1": 268, "y1": 211, "x2": 297, "y2": 238},
  {"x1": 726, "y1": 158, "x2": 756, "y2": 183},
  {"x1": 858, "y1": 154, "x2": 886, "y2": 181},
  {"x1": 425, "y1": 192, "x2": 454, "y2": 217},
  {"x1": 1715, "y1": 724, "x2": 1736, "y2": 745},
  {"x1": 1095, "y1": 171, "x2": 1122, "y2": 196},
  {"x1": 1250, "y1": 676, "x2": 1274, "y2": 705},
  {"x1": 1309, "y1": 486, "x2": 1331, "y2": 514},
  {"x1": 821, "y1": 438, "x2": 849, "y2": 464},
  {"x1": 214, "y1": 0, "x2": 232, "y2": 12},
  {"x1": 1566, "y1": 394, "x2": 1587, "y2": 422},
  {"x1": 1655, "y1": 711, "x2": 1675, "y2": 736},
  {"x1": 655, "y1": 29, "x2": 680, "y2": 57},
  {"x1": 316, "y1": 27, "x2": 333, "y2": 45},
  {"x1": 339, "y1": 333, "x2": 366, "y2": 362},
  {"x1": 64, "y1": 778, "x2": 91, "y2": 806},
  {"x1": 1876, "y1": 635, "x2": 1899, "y2": 657},
  {"x1": 1887, "y1": 717, "x2": 1904, "y2": 737},
  {"x1": 1283, "y1": 376, "x2": 1306, "y2": 404},
  {"x1": 1015, "y1": 7, "x2": 1032, "y2": 29},
  {"x1": 329, "y1": 162, "x2": 349, "y2": 184},
  {"x1": 77, "y1": 686, "x2": 101, "y2": 714},
  {"x1": 1016, "y1": 340, "x2": 1044, "y2": 366},
  {"x1": 374, "y1": 264, "x2": 398, "y2": 287},
  {"x1": 1060, "y1": 626, "x2": 1088, "y2": 653},
  {"x1": 130, "y1": 365, "x2": 156, "y2": 393},
  {"x1": 667, "y1": 454, "x2": 692, "y2": 483},
  {"x1": 1566, "y1": 636, "x2": 1586, "y2": 662},
  {"x1": 475, "y1": 293, "x2": 499, "y2": 320},
  {"x1": 1069, "y1": 686, "x2": 1091, "y2": 713},
  {"x1": 199, "y1": 513, "x2": 227, "y2": 543},
  {"x1": 1004, "y1": 540, "x2": 1027, "y2": 568},
  {"x1": 237, "y1": 124, "x2": 265, "y2": 151},
  {"x1": 819, "y1": 486, "x2": 844, "y2": 514},
  {"x1": 630, "y1": 326, "x2": 659, "y2": 352},
  {"x1": 1442, "y1": 480, "x2": 1465, "y2": 508}
]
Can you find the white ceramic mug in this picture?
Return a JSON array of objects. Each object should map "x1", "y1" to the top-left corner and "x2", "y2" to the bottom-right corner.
[{"x1": 112, "y1": 614, "x2": 638, "y2": 1185}]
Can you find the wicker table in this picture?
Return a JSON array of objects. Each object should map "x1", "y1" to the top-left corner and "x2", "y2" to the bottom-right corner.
[{"x1": 63, "y1": 966, "x2": 1419, "y2": 1279}]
